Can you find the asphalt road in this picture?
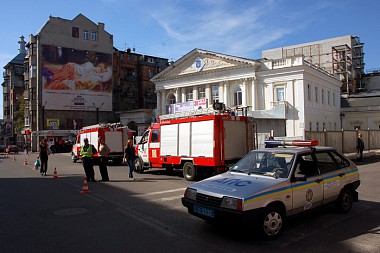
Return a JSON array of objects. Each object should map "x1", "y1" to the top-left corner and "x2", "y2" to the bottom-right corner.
[{"x1": 0, "y1": 152, "x2": 379, "y2": 253}]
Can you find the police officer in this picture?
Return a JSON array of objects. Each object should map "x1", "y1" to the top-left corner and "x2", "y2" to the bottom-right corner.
[{"x1": 80, "y1": 138, "x2": 97, "y2": 182}]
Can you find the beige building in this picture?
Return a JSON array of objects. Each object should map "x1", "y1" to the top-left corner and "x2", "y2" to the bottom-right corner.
[{"x1": 24, "y1": 14, "x2": 114, "y2": 151}]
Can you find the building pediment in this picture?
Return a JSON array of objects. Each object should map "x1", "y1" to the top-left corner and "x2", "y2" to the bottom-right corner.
[{"x1": 152, "y1": 48, "x2": 260, "y2": 82}]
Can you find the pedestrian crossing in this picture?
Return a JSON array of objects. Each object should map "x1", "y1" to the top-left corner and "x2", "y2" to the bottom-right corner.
[{"x1": 132, "y1": 187, "x2": 186, "y2": 206}]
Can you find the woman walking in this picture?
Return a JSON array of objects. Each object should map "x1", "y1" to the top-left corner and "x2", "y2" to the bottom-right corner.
[
  {"x1": 38, "y1": 139, "x2": 50, "y2": 176},
  {"x1": 124, "y1": 139, "x2": 136, "y2": 180}
]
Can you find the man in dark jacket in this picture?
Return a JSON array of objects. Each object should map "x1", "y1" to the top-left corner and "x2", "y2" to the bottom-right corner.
[{"x1": 356, "y1": 133, "x2": 364, "y2": 162}]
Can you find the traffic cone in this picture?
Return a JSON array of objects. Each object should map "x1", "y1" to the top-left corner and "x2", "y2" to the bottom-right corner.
[
  {"x1": 80, "y1": 177, "x2": 90, "y2": 194},
  {"x1": 24, "y1": 158, "x2": 28, "y2": 166},
  {"x1": 13, "y1": 155, "x2": 16, "y2": 161},
  {"x1": 53, "y1": 167, "x2": 59, "y2": 178}
]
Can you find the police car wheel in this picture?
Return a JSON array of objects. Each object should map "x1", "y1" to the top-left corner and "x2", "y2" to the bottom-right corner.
[
  {"x1": 183, "y1": 162, "x2": 196, "y2": 181},
  {"x1": 260, "y1": 206, "x2": 284, "y2": 239},
  {"x1": 336, "y1": 187, "x2": 353, "y2": 214}
]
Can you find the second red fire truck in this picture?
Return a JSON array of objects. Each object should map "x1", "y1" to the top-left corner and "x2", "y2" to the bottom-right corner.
[
  {"x1": 135, "y1": 111, "x2": 256, "y2": 181},
  {"x1": 72, "y1": 122, "x2": 134, "y2": 164}
]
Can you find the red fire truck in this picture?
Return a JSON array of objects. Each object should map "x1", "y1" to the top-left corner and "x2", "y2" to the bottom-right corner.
[
  {"x1": 71, "y1": 123, "x2": 134, "y2": 164},
  {"x1": 135, "y1": 111, "x2": 256, "y2": 181}
]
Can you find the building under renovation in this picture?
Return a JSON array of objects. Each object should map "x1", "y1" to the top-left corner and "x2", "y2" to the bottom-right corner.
[{"x1": 262, "y1": 35, "x2": 365, "y2": 95}]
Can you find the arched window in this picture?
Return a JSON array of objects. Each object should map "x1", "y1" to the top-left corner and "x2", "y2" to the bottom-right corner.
[
  {"x1": 168, "y1": 94, "x2": 176, "y2": 105},
  {"x1": 234, "y1": 87, "x2": 242, "y2": 106}
]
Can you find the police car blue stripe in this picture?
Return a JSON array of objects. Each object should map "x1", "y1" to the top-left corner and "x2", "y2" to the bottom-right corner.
[{"x1": 244, "y1": 168, "x2": 359, "y2": 203}]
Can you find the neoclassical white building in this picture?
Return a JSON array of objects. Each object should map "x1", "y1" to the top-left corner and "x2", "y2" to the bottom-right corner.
[{"x1": 151, "y1": 49, "x2": 342, "y2": 143}]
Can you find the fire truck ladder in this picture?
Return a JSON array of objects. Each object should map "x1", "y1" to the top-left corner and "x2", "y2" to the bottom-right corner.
[
  {"x1": 81, "y1": 122, "x2": 123, "y2": 130},
  {"x1": 159, "y1": 108, "x2": 219, "y2": 121}
]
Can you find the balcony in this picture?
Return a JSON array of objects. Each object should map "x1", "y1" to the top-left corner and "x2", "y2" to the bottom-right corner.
[{"x1": 250, "y1": 101, "x2": 288, "y2": 119}]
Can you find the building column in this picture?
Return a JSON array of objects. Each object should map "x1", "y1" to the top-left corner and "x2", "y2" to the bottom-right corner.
[
  {"x1": 251, "y1": 77, "x2": 257, "y2": 111},
  {"x1": 219, "y1": 82, "x2": 225, "y2": 104},
  {"x1": 161, "y1": 90, "x2": 166, "y2": 114},
  {"x1": 175, "y1": 88, "x2": 180, "y2": 103},
  {"x1": 242, "y1": 79, "x2": 247, "y2": 107},
  {"x1": 219, "y1": 82, "x2": 230, "y2": 107},
  {"x1": 181, "y1": 88, "x2": 186, "y2": 102},
  {"x1": 156, "y1": 90, "x2": 162, "y2": 115},
  {"x1": 193, "y1": 86, "x2": 198, "y2": 101},
  {"x1": 205, "y1": 84, "x2": 211, "y2": 107}
]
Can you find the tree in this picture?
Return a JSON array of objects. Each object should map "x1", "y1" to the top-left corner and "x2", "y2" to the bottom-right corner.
[{"x1": 14, "y1": 94, "x2": 25, "y2": 133}]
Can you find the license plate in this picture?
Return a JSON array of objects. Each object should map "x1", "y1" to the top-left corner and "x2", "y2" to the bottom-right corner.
[{"x1": 193, "y1": 205, "x2": 214, "y2": 218}]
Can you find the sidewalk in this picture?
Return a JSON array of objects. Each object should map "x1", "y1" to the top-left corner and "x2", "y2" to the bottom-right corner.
[{"x1": 344, "y1": 149, "x2": 380, "y2": 161}]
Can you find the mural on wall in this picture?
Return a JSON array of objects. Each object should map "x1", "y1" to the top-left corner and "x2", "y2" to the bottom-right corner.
[{"x1": 41, "y1": 45, "x2": 112, "y2": 111}]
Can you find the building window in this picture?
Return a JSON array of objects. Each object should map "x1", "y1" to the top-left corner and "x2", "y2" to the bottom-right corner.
[
  {"x1": 327, "y1": 91, "x2": 330, "y2": 105},
  {"x1": 198, "y1": 87, "x2": 206, "y2": 99},
  {"x1": 333, "y1": 92, "x2": 336, "y2": 106},
  {"x1": 315, "y1": 87, "x2": 318, "y2": 102},
  {"x1": 307, "y1": 84, "x2": 311, "y2": 101},
  {"x1": 316, "y1": 122, "x2": 319, "y2": 131},
  {"x1": 234, "y1": 87, "x2": 242, "y2": 106},
  {"x1": 72, "y1": 27, "x2": 79, "y2": 38},
  {"x1": 186, "y1": 88, "x2": 193, "y2": 101},
  {"x1": 275, "y1": 86, "x2": 285, "y2": 101},
  {"x1": 321, "y1": 89, "x2": 324, "y2": 104},
  {"x1": 323, "y1": 122, "x2": 326, "y2": 130},
  {"x1": 148, "y1": 69, "x2": 154, "y2": 78},
  {"x1": 309, "y1": 122, "x2": 312, "y2": 131},
  {"x1": 91, "y1": 31, "x2": 97, "y2": 41},
  {"x1": 168, "y1": 94, "x2": 176, "y2": 104},
  {"x1": 212, "y1": 85, "x2": 219, "y2": 103},
  {"x1": 83, "y1": 30, "x2": 89, "y2": 40}
]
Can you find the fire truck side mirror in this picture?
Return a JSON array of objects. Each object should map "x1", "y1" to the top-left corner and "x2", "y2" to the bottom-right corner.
[{"x1": 213, "y1": 102, "x2": 225, "y2": 111}]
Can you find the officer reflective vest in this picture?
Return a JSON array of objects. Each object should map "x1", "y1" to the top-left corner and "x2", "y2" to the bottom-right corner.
[{"x1": 80, "y1": 144, "x2": 94, "y2": 158}]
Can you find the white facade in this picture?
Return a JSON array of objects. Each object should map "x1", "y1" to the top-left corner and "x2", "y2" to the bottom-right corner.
[{"x1": 152, "y1": 49, "x2": 342, "y2": 140}]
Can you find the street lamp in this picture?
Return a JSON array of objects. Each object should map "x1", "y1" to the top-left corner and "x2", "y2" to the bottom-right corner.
[{"x1": 93, "y1": 102, "x2": 104, "y2": 124}]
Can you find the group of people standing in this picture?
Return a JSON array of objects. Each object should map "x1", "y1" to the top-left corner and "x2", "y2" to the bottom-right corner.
[{"x1": 79, "y1": 137, "x2": 136, "y2": 182}]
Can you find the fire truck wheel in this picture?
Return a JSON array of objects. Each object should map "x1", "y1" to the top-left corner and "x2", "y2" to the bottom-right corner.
[
  {"x1": 135, "y1": 157, "x2": 144, "y2": 174},
  {"x1": 183, "y1": 162, "x2": 196, "y2": 181}
]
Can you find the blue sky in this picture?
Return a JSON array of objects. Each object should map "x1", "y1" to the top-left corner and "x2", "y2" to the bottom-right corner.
[{"x1": 1, "y1": 0, "x2": 379, "y2": 118}]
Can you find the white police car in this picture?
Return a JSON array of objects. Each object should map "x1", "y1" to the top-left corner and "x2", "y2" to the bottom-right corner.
[{"x1": 181, "y1": 140, "x2": 360, "y2": 239}]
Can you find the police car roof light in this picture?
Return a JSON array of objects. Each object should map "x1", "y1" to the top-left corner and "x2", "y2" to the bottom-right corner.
[{"x1": 264, "y1": 140, "x2": 319, "y2": 147}]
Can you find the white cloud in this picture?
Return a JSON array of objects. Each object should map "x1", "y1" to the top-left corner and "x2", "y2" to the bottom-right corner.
[{"x1": 147, "y1": 0, "x2": 298, "y2": 59}]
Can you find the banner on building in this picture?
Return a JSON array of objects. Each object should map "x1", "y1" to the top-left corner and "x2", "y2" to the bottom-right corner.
[
  {"x1": 41, "y1": 45, "x2": 112, "y2": 111},
  {"x1": 168, "y1": 98, "x2": 208, "y2": 114}
]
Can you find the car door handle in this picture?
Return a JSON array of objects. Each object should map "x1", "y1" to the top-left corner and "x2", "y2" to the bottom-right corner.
[{"x1": 315, "y1": 178, "x2": 323, "y2": 183}]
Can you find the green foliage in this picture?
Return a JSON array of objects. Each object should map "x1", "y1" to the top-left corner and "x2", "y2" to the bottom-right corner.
[{"x1": 14, "y1": 94, "x2": 25, "y2": 133}]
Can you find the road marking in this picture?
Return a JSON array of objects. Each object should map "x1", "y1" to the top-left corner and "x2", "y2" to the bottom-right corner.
[
  {"x1": 133, "y1": 188, "x2": 186, "y2": 197},
  {"x1": 153, "y1": 195, "x2": 183, "y2": 202}
]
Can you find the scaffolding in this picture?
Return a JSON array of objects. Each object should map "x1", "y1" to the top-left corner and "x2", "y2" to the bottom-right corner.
[{"x1": 332, "y1": 36, "x2": 365, "y2": 95}]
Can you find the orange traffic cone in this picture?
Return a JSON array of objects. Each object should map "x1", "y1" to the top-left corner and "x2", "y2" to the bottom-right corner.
[
  {"x1": 53, "y1": 167, "x2": 59, "y2": 178},
  {"x1": 24, "y1": 158, "x2": 28, "y2": 166},
  {"x1": 13, "y1": 155, "x2": 16, "y2": 161},
  {"x1": 80, "y1": 177, "x2": 90, "y2": 194}
]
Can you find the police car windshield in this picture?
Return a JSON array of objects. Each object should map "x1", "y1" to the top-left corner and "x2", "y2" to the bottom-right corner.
[{"x1": 230, "y1": 151, "x2": 295, "y2": 179}]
